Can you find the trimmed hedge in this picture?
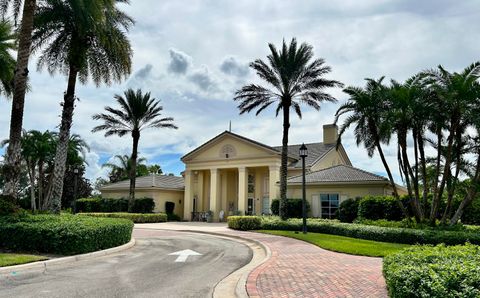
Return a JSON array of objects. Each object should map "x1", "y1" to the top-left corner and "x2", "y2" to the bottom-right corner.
[
  {"x1": 257, "y1": 217, "x2": 480, "y2": 245},
  {"x1": 271, "y1": 198, "x2": 311, "y2": 218},
  {"x1": 227, "y1": 216, "x2": 261, "y2": 230},
  {"x1": 383, "y1": 244, "x2": 480, "y2": 297},
  {"x1": 358, "y1": 196, "x2": 404, "y2": 221},
  {"x1": 77, "y1": 212, "x2": 167, "y2": 223},
  {"x1": 0, "y1": 214, "x2": 133, "y2": 255},
  {"x1": 76, "y1": 197, "x2": 155, "y2": 213}
]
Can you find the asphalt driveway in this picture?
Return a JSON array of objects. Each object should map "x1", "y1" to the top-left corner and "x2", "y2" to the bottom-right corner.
[{"x1": 0, "y1": 230, "x2": 252, "y2": 298}]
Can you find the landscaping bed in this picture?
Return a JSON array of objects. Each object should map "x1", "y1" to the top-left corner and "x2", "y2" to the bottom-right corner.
[
  {"x1": 228, "y1": 216, "x2": 480, "y2": 245},
  {"x1": 78, "y1": 212, "x2": 167, "y2": 223},
  {"x1": 383, "y1": 244, "x2": 480, "y2": 297},
  {"x1": 0, "y1": 214, "x2": 133, "y2": 255},
  {"x1": 258, "y1": 230, "x2": 410, "y2": 257}
]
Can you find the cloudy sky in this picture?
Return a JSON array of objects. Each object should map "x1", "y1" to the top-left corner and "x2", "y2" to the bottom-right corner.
[{"x1": 1, "y1": 0, "x2": 479, "y2": 184}]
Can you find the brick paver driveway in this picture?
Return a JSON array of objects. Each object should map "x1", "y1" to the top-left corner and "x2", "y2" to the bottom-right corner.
[
  {"x1": 244, "y1": 233, "x2": 388, "y2": 298},
  {"x1": 136, "y1": 223, "x2": 388, "y2": 298}
]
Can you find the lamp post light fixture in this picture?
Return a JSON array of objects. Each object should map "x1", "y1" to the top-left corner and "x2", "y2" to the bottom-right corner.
[
  {"x1": 73, "y1": 167, "x2": 79, "y2": 214},
  {"x1": 299, "y1": 143, "x2": 308, "y2": 234}
]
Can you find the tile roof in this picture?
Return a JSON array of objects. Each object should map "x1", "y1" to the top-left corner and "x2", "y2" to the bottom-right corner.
[
  {"x1": 287, "y1": 165, "x2": 388, "y2": 184},
  {"x1": 101, "y1": 174, "x2": 184, "y2": 191},
  {"x1": 273, "y1": 142, "x2": 336, "y2": 168}
]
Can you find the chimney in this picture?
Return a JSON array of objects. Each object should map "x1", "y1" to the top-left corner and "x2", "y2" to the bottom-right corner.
[{"x1": 323, "y1": 124, "x2": 338, "y2": 145}]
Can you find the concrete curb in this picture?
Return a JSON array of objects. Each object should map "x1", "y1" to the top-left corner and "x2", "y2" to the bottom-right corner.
[
  {"x1": 0, "y1": 238, "x2": 136, "y2": 275},
  {"x1": 134, "y1": 227, "x2": 272, "y2": 298}
]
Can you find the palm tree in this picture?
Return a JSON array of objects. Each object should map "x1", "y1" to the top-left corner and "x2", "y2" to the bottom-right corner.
[
  {"x1": 32, "y1": 0, "x2": 134, "y2": 213},
  {"x1": 423, "y1": 62, "x2": 480, "y2": 223},
  {"x1": 234, "y1": 38, "x2": 342, "y2": 219},
  {"x1": 102, "y1": 154, "x2": 147, "y2": 183},
  {"x1": 335, "y1": 78, "x2": 408, "y2": 217},
  {"x1": 0, "y1": 20, "x2": 16, "y2": 96},
  {"x1": 92, "y1": 89, "x2": 177, "y2": 212},
  {"x1": 1, "y1": 0, "x2": 38, "y2": 202}
]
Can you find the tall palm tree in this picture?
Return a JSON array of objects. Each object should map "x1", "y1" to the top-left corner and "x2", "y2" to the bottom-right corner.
[
  {"x1": 92, "y1": 89, "x2": 177, "y2": 212},
  {"x1": 335, "y1": 78, "x2": 408, "y2": 217},
  {"x1": 1, "y1": 0, "x2": 38, "y2": 202},
  {"x1": 0, "y1": 20, "x2": 16, "y2": 96},
  {"x1": 32, "y1": 0, "x2": 133, "y2": 213},
  {"x1": 102, "y1": 154, "x2": 147, "y2": 183},
  {"x1": 234, "y1": 38, "x2": 342, "y2": 219}
]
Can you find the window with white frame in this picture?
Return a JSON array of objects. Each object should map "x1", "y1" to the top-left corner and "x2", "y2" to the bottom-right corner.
[{"x1": 320, "y1": 194, "x2": 339, "y2": 219}]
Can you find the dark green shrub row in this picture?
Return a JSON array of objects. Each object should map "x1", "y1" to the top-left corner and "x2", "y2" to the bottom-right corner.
[
  {"x1": 0, "y1": 214, "x2": 133, "y2": 255},
  {"x1": 358, "y1": 196, "x2": 404, "y2": 221},
  {"x1": 271, "y1": 199, "x2": 310, "y2": 218},
  {"x1": 383, "y1": 244, "x2": 480, "y2": 298},
  {"x1": 227, "y1": 216, "x2": 262, "y2": 230},
  {"x1": 76, "y1": 197, "x2": 155, "y2": 213},
  {"x1": 259, "y1": 217, "x2": 480, "y2": 245},
  {"x1": 78, "y1": 212, "x2": 167, "y2": 223}
]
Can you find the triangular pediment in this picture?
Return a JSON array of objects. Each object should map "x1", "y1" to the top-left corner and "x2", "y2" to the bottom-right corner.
[{"x1": 181, "y1": 131, "x2": 285, "y2": 162}]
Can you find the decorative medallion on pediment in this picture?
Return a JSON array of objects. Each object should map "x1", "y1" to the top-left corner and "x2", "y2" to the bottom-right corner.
[{"x1": 220, "y1": 144, "x2": 236, "y2": 159}]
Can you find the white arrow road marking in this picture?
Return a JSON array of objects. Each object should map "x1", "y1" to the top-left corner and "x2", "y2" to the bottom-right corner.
[{"x1": 168, "y1": 249, "x2": 202, "y2": 262}]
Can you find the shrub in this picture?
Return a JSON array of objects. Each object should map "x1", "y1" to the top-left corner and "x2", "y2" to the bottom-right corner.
[
  {"x1": 271, "y1": 199, "x2": 310, "y2": 218},
  {"x1": 259, "y1": 217, "x2": 480, "y2": 245},
  {"x1": 0, "y1": 214, "x2": 133, "y2": 255},
  {"x1": 228, "y1": 216, "x2": 261, "y2": 230},
  {"x1": 165, "y1": 201, "x2": 175, "y2": 214},
  {"x1": 78, "y1": 212, "x2": 167, "y2": 223},
  {"x1": 383, "y1": 244, "x2": 480, "y2": 298},
  {"x1": 358, "y1": 196, "x2": 404, "y2": 221},
  {"x1": 0, "y1": 196, "x2": 20, "y2": 215},
  {"x1": 337, "y1": 198, "x2": 360, "y2": 223},
  {"x1": 463, "y1": 198, "x2": 480, "y2": 225},
  {"x1": 132, "y1": 197, "x2": 155, "y2": 213},
  {"x1": 76, "y1": 198, "x2": 104, "y2": 212},
  {"x1": 76, "y1": 197, "x2": 155, "y2": 213},
  {"x1": 167, "y1": 213, "x2": 181, "y2": 221}
]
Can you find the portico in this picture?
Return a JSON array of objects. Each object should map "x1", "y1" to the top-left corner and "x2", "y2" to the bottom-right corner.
[
  {"x1": 183, "y1": 165, "x2": 280, "y2": 221},
  {"x1": 181, "y1": 131, "x2": 284, "y2": 221}
]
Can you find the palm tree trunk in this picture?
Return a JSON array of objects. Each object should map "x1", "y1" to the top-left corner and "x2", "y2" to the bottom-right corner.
[
  {"x1": 128, "y1": 130, "x2": 140, "y2": 212},
  {"x1": 375, "y1": 136, "x2": 409, "y2": 217},
  {"x1": 450, "y1": 153, "x2": 480, "y2": 225},
  {"x1": 3, "y1": 0, "x2": 37, "y2": 202},
  {"x1": 47, "y1": 66, "x2": 78, "y2": 213},
  {"x1": 418, "y1": 132, "x2": 428, "y2": 212},
  {"x1": 399, "y1": 132, "x2": 423, "y2": 221},
  {"x1": 279, "y1": 103, "x2": 290, "y2": 220},
  {"x1": 430, "y1": 123, "x2": 456, "y2": 223},
  {"x1": 28, "y1": 161, "x2": 36, "y2": 211},
  {"x1": 38, "y1": 161, "x2": 44, "y2": 210}
]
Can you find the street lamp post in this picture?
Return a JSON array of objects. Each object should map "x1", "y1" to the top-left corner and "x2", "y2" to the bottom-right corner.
[
  {"x1": 73, "y1": 168, "x2": 79, "y2": 214},
  {"x1": 299, "y1": 143, "x2": 308, "y2": 234}
]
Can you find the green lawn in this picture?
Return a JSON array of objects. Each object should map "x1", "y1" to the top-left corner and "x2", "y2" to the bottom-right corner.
[
  {"x1": 0, "y1": 253, "x2": 47, "y2": 267},
  {"x1": 258, "y1": 230, "x2": 410, "y2": 257}
]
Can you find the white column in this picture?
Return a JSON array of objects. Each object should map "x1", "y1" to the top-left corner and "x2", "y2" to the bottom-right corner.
[
  {"x1": 197, "y1": 171, "x2": 204, "y2": 211},
  {"x1": 269, "y1": 165, "x2": 280, "y2": 202},
  {"x1": 183, "y1": 170, "x2": 192, "y2": 221},
  {"x1": 210, "y1": 168, "x2": 220, "y2": 220},
  {"x1": 238, "y1": 167, "x2": 247, "y2": 215}
]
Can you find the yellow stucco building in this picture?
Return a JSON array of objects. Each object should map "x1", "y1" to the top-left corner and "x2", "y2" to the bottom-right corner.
[{"x1": 101, "y1": 124, "x2": 405, "y2": 221}]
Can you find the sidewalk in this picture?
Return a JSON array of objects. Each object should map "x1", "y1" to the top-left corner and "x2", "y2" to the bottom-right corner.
[{"x1": 135, "y1": 222, "x2": 388, "y2": 298}]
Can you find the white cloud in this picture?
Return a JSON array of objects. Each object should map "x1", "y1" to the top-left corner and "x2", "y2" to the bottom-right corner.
[{"x1": 1, "y1": 0, "x2": 479, "y2": 184}]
